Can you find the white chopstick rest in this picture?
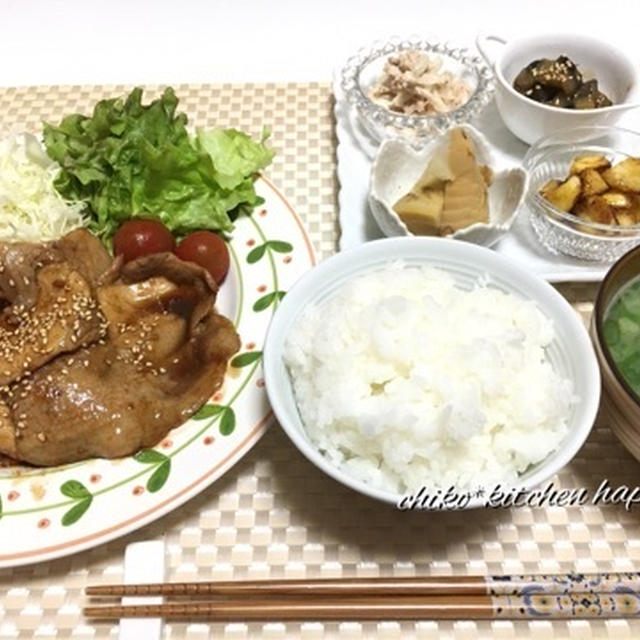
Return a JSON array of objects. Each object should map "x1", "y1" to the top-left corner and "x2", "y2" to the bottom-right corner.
[{"x1": 118, "y1": 540, "x2": 166, "y2": 640}]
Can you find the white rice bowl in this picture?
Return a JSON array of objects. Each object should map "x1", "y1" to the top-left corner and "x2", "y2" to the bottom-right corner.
[{"x1": 283, "y1": 262, "x2": 577, "y2": 494}]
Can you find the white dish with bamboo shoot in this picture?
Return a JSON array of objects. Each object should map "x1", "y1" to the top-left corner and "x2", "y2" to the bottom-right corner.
[{"x1": 369, "y1": 125, "x2": 528, "y2": 247}]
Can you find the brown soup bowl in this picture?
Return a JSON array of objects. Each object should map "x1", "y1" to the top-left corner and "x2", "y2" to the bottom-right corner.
[{"x1": 592, "y1": 245, "x2": 640, "y2": 460}]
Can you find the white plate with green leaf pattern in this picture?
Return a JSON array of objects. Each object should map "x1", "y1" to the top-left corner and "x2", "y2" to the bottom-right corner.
[{"x1": 0, "y1": 176, "x2": 315, "y2": 568}]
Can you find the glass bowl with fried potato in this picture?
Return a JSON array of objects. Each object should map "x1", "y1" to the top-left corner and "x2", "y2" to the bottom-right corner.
[{"x1": 523, "y1": 126, "x2": 640, "y2": 262}]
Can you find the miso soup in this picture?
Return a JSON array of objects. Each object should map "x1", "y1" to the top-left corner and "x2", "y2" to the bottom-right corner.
[{"x1": 604, "y1": 278, "x2": 640, "y2": 396}]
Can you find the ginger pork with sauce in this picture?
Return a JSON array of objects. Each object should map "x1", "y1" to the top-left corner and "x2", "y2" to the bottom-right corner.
[
  {"x1": 0, "y1": 230, "x2": 239, "y2": 466},
  {"x1": 393, "y1": 128, "x2": 492, "y2": 236}
]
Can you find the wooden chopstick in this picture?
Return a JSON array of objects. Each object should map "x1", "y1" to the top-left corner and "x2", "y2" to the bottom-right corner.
[
  {"x1": 86, "y1": 572, "x2": 640, "y2": 598},
  {"x1": 83, "y1": 593, "x2": 640, "y2": 621}
]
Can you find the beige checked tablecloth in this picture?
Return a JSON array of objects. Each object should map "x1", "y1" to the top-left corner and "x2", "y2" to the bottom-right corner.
[{"x1": 0, "y1": 82, "x2": 639, "y2": 639}]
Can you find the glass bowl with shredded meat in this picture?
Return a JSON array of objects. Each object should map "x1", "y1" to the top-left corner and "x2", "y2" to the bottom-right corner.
[{"x1": 341, "y1": 38, "x2": 493, "y2": 144}]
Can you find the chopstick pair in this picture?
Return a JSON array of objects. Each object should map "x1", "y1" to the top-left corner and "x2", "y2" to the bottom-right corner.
[{"x1": 84, "y1": 573, "x2": 640, "y2": 621}]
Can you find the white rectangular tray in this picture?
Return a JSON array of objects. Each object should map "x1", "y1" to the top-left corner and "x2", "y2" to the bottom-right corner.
[{"x1": 333, "y1": 76, "x2": 637, "y2": 283}]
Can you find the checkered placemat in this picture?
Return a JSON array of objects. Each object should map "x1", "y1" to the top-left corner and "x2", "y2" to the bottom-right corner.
[{"x1": 0, "y1": 83, "x2": 638, "y2": 640}]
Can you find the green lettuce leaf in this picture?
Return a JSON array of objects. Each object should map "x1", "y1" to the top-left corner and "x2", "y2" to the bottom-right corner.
[
  {"x1": 196, "y1": 127, "x2": 275, "y2": 191},
  {"x1": 43, "y1": 87, "x2": 274, "y2": 243}
]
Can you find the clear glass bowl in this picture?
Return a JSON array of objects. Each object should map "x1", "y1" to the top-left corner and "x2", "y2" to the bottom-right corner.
[
  {"x1": 523, "y1": 126, "x2": 640, "y2": 262},
  {"x1": 340, "y1": 37, "x2": 493, "y2": 144}
]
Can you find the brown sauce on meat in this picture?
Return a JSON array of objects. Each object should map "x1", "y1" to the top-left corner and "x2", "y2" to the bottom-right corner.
[{"x1": 0, "y1": 234, "x2": 239, "y2": 467}]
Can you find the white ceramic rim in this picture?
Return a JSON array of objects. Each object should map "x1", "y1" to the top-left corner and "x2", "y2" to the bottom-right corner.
[{"x1": 263, "y1": 237, "x2": 601, "y2": 509}]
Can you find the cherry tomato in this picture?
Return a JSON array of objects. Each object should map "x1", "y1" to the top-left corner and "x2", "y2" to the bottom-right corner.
[
  {"x1": 113, "y1": 219, "x2": 175, "y2": 263},
  {"x1": 174, "y1": 231, "x2": 230, "y2": 285}
]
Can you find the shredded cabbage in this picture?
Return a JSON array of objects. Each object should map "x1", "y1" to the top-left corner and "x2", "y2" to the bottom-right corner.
[{"x1": 0, "y1": 133, "x2": 87, "y2": 242}]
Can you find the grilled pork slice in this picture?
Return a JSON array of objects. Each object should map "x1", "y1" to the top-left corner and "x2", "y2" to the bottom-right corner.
[
  {"x1": 0, "y1": 229, "x2": 111, "y2": 386},
  {"x1": 54, "y1": 229, "x2": 114, "y2": 287},
  {"x1": 0, "y1": 253, "x2": 240, "y2": 466},
  {"x1": 0, "y1": 229, "x2": 110, "y2": 310}
]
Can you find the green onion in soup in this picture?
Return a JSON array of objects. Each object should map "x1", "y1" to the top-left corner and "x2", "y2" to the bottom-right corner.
[{"x1": 604, "y1": 278, "x2": 640, "y2": 395}]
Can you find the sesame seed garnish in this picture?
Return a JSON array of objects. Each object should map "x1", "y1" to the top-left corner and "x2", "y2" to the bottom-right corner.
[{"x1": 0, "y1": 283, "x2": 106, "y2": 380}]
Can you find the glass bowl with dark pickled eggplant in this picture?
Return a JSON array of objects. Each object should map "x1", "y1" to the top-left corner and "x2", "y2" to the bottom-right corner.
[
  {"x1": 476, "y1": 33, "x2": 640, "y2": 144},
  {"x1": 523, "y1": 126, "x2": 640, "y2": 262}
]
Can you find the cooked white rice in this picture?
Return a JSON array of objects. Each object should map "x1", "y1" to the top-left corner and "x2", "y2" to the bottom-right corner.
[{"x1": 283, "y1": 262, "x2": 576, "y2": 494}]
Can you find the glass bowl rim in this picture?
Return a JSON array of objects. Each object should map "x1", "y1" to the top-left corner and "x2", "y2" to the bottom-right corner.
[
  {"x1": 523, "y1": 125, "x2": 640, "y2": 236},
  {"x1": 340, "y1": 37, "x2": 494, "y2": 131}
]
